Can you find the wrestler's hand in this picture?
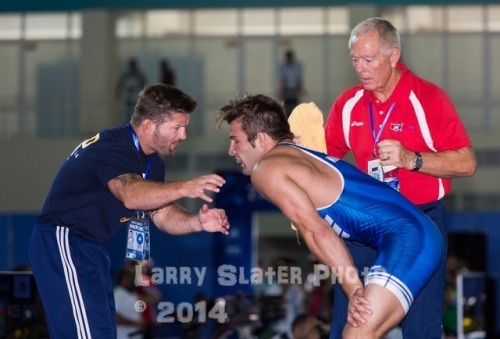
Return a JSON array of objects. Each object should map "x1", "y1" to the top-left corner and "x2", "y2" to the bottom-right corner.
[
  {"x1": 198, "y1": 204, "x2": 230, "y2": 235},
  {"x1": 347, "y1": 287, "x2": 372, "y2": 327}
]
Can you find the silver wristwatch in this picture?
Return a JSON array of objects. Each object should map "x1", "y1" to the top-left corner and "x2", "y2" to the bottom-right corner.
[{"x1": 412, "y1": 152, "x2": 423, "y2": 171}]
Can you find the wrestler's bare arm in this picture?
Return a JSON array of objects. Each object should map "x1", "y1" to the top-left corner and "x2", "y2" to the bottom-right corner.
[{"x1": 251, "y1": 156, "x2": 368, "y2": 310}]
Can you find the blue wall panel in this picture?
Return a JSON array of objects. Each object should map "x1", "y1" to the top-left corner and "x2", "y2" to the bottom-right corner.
[
  {"x1": 0, "y1": 214, "x2": 37, "y2": 271},
  {"x1": 447, "y1": 212, "x2": 500, "y2": 333},
  {"x1": 12, "y1": 214, "x2": 37, "y2": 270},
  {"x1": 0, "y1": 215, "x2": 8, "y2": 270}
]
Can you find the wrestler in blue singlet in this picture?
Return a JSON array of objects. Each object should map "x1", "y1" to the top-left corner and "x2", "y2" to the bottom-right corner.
[{"x1": 280, "y1": 142, "x2": 443, "y2": 313}]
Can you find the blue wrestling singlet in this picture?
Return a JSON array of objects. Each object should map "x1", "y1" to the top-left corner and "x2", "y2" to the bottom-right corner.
[{"x1": 279, "y1": 142, "x2": 444, "y2": 313}]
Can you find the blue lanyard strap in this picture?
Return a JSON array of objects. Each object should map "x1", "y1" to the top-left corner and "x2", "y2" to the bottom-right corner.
[
  {"x1": 369, "y1": 102, "x2": 396, "y2": 157},
  {"x1": 128, "y1": 123, "x2": 151, "y2": 180}
]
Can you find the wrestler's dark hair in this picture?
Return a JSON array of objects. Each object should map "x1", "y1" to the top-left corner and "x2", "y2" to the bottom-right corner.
[{"x1": 216, "y1": 94, "x2": 294, "y2": 147}]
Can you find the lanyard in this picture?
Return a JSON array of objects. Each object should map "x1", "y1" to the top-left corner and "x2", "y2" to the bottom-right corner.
[
  {"x1": 128, "y1": 123, "x2": 151, "y2": 180},
  {"x1": 369, "y1": 102, "x2": 395, "y2": 157}
]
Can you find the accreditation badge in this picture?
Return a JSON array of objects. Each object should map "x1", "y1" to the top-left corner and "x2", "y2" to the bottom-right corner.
[
  {"x1": 125, "y1": 211, "x2": 150, "y2": 262},
  {"x1": 367, "y1": 158, "x2": 383, "y2": 182}
]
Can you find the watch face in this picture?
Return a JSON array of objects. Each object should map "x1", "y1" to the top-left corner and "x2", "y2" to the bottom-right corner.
[{"x1": 413, "y1": 153, "x2": 423, "y2": 171}]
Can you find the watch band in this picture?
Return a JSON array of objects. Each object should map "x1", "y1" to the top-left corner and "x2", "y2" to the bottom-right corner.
[{"x1": 412, "y1": 152, "x2": 423, "y2": 172}]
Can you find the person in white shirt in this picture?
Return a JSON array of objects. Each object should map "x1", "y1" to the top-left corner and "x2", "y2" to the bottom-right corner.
[{"x1": 114, "y1": 266, "x2": 144, "y2": 339}]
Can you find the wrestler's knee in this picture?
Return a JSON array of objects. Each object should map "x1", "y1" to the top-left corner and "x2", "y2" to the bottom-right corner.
[
  {"x1": 342, "y1": 319, "x2": 394, "y2": 339},
  {"x1": 342, "y1": 322, "x2": 390, "y2": 339}
]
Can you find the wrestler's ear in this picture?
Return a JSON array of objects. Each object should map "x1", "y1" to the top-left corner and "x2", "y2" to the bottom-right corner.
[{"x1": 255, "y1": 131, "x2": 270, "y2": 148}]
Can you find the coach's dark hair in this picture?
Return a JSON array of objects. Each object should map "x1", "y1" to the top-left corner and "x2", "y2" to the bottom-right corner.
[
  {"x1": 131, "y1": 83, "x2": 197, "y2": 125},
  {"x1": 216, "y1": 94, "x2": 294, "y2": 147}
]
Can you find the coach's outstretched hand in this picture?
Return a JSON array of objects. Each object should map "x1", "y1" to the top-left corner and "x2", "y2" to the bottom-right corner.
[
  {"x1": 198, "y1": 204, "x2": 230, "y2": 235},
  {"x1": 183, "y1": 174, "x2": 226, "y2": 203}
]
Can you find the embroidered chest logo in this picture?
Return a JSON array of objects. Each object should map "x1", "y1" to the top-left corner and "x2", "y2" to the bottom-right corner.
[{"x1": 390, "y1": 123, "x2": 403, "y2": 132}]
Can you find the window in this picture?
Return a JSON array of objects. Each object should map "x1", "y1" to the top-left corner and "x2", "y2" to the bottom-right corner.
[
  {"x1": 0, "y1": 13, "x2": 81, "y2": 40},
  {"x1": 116, "y1": 11, "x2": 144, "y2": 38},
  {"x1": 487, "y1": 5, "x2": 500, "y2": 31},
  {"x1": 278, "y1": 7, "x2": 324, "y2": 35},
  {"x1": 406, "y1": 6, "x2": 445, "y2": 33},
  {"x1": 448, "y1": 6, "x2": 484, "y2": 32},
  {"x1": 145, "y1": 10, "x2": 191, "y2": 36},
  {"x1": 326, "y1": 7, "x2": 349, "y2": 35},
  {"x1": 194, "y1": 9, "x2": 238, "y2": 36},
  {"x1": 0, "y1": 14, "x2": 22, "y2": 40},
  {"x1": 242, "y1": 8, "x2": 276, "y2": 36}
]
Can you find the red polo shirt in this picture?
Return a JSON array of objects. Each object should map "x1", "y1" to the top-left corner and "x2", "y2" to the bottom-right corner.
[{"x1": 325, "y1": 62, "x2": 472, "y2": 205}]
